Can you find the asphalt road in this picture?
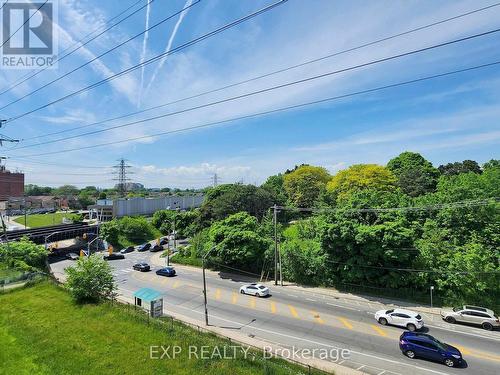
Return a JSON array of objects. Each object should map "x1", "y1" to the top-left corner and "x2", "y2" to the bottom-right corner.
[{"x1": 51, "y1": 251, "x2": 500, "y2": 375}]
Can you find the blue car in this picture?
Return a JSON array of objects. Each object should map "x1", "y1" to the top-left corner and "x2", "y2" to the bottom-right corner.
[
  {"x1": 156, "y1": 267, "x2": 176, "y2": 277},
  {"x1": 399, "y1": 332, "x2": 463, "y2": 367}
]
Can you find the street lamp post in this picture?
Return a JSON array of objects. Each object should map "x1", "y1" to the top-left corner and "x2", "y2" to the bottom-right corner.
[
  {"x1": 87, "y1": 236, "x2": 100, "y2": 257},
  {"x1": 202, "y1": 246, "x2": 216, "y2": 326},
  {"x1": 430, "y1": 285, "x2": 434, "y2": 308}
]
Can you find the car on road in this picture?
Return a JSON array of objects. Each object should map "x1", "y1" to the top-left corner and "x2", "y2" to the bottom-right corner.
[
  {"x1": 136, "y1": 243, "x2": 151, "y2": 252},
  {"x1": 239, "y1": 283, "x2": 270, "y2": 297},
  {"x1": 156, "y1": 267, "x2": 176, "y2": 277},
  {"x1": 103, "y1": 253, "x2": 125, "y2": 261},
  {"x1": 66, "y1": 252, "x2": 79, "y2": 260},
  {"x1": 159, "y1": 237, "x2": 169, "y2": 246},
  {"x1": 150, "y1": 244, "x2": 163, "y2": 252},
  {"x1": 399, "y1": 331, "x2": 463, "y2": 367},
  {"x1": 375, "y1": 308, "x2": 424, "y2": 331},
  {"x1": 133, "y1": 262, "x2": 151, "y2": 272},
  {"x1": 440, "y1": 305, "x2": 499, "y2": 330},
  {"x1": 120, "y1": 246, "x2": 135, "y2": 254}
]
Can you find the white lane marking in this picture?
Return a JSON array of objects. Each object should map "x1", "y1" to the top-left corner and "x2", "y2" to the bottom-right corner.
[
  {"x1": 306, "y1": 298, "x2": 316, "y2": 302},
  {"x1": 326, "y1": 302, "x2": 361, "y2": 311},
  {"x1": 425, "y1": 323, "x2": 500, "y2": 342},
  {"x1": 356, "y1": 365, "x2": 365, "y2": 370},
  {"x1": 377, "y1": 370, "x2": 386, "y2": 375},
  {"x1": 165, "y1": 302, "x2": 454, "y2": 375}
]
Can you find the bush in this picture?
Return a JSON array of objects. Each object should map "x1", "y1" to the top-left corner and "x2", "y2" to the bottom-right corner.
[
  {"x1": 65, "y1": 254, "x2": 116, "y2": 302},
  {"x1": 0, "y1": 239, "x2": 48, "y2": 272},
  {"x1": 100, "y1": 217, "x2": 159, "y2": 247}
]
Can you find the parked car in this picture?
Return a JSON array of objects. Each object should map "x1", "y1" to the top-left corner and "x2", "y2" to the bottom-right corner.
[
  {"x1": 150, "y1": 244, "x2": 163, "y2": 252},
  {"x1": 156, "y1": 267, "x2": 176, "y2": 277},
  {"x1": 399, "y1": 332, "x2": 463, "y2": 367},
  {"x1": 136, "y1": 243, "x2": 151, "y2": 252},
  {"x1": 159, "y1": 237, "x2": 169, "y2": 246},
  {"x1": 239, "y1": 283, "x2": 270, "y2": 297},
  {"x1": 120, "y1": 246, "x2": 135, "y2": 254},
  {"x1": 374, "y1": 308, "x2": 424, "y2": 331},
  {"x1": 133, "y1": 262, "x2": 151, "y2": 272},
  {"x1": 66, "y1": 252, "x2": 79, "y2": 260},
  {"x1": 440, "y1": 305, "x2": 499, "y2": 331},
  {"x1": 103, "y1": 253, "x2": 125, "y2": 261}
]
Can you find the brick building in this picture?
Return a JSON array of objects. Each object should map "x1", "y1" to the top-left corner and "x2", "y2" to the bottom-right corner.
[{"x1": 0, "y1": 166, "x2": 24, "y2": 201}]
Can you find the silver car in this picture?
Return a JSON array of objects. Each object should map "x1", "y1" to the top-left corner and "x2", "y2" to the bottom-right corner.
[{"x1": 440, "y1": 305, "x2": 499, "y2": 330}]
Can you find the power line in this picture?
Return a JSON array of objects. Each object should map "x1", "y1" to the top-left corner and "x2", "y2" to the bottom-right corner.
[
  {"x1": 6, "y1": 156, "x2": 112, "y2": 169},
  {"x1": 10, "y1": 28, "x2": 500, "y2": 151},
  {"x1": 9, "y1": 59, "x2": 500, "y2": 157},
  {"x1": 0, "y1": 0, "x2": 200, "y2": 111},
  {"x1": 0, "y1": 0, "x2": 148, "y2": 96},
  {"x1": 0, "y1": 0, "x2": 48, "y2": 49},
  {"x1": 274, "y1": 198, "x2": 499, "y2": 214},
  {"x1": 2, "y1": 0, "x2": 288, "y2": 123},
  {"x1": 23, "y1": 0, "x2": 497, "y2": 142}
]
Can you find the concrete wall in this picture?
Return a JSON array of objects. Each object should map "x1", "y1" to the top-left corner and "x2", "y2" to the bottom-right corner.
[{"x1": 113, "y1": 195, "x2": 204, "y2": 218}]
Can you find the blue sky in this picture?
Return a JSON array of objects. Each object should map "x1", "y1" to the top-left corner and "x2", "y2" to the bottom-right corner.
[{"x1": 1, "y1": 0, "x2": 499, "y2": 188}]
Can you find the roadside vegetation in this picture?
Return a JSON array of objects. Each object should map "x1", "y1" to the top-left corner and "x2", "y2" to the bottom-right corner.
[
  {"x1": 151, "y1": 153, "x2": 499, "y2": 310},
  {"x1": 0, "y1": 282, "x2": 324, "y2": 375},
  {"x1": 100, "y1": 216, "x2": 162, "y2": 249}
]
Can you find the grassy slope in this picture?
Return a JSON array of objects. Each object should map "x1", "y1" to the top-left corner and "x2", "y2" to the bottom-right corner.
[
  {"x1": 13, "y1": 213, "x2": 69, "y2": 228},
  {"x1": 0, "y1": 283, "x2": 318, "y2": 375}
]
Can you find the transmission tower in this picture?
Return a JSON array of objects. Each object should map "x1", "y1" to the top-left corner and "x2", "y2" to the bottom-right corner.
[
  {"x1": 212, "y1": 173, "x2": 219, "y2": 187},
  {"x1": 112, "y1": 158, "x2": 133, "y2": 197}
]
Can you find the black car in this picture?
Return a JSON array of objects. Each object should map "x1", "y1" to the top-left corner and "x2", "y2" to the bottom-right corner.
[
  {"x1": 156, "y1": 267, "x2": 176, "y2": 277},
  {"x1": 120, "y1": 246, "x2": 135, "y2": 254},
  {"x1": 150, "y1": 244, "x2": 163, "y2": 252},
  {"x1": 159, "y1": 238, "x2": 169, "y2": 246},
  {"x1": 137, "y1": 243, "x2": 151, "y2": 252},
  {"x1": 133, "y1": 262, "x2": 151, "y2": 272},
  {"x1": 103, "y1": 253, "x2": 125, "y2": 261}
]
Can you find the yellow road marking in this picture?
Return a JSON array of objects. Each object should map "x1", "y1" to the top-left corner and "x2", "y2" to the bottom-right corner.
[
  {"x1": 249, "y1": 298, "x2": 256, "y2": 309},
  {"x1": 339, "y1": 317, "x2": 353, "y2": 329},
  {"x1": 288, "y1": 305, "x2": 299, "y2": 318},
  {"x1": 215, "y1": 288, "x2": 221, "y2": 300},
  {"x1": 271, "y1": 302, "x2": 277, "y2": 314},
  {"x1": 172, "y1": 280, "x2": 179, "y2": 289},
  {"x1": 231, "y1": 292, "x2": 238, "y2": 304},
  {"x1": 311, "y1": 310, "x2": 324, "y2": 324},
  {"x1": 370, "y1": 324, "x2": 387, "y2": 337}
]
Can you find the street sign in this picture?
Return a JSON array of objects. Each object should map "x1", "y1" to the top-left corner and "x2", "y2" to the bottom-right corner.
[{"x1": 151, "y1": 299, "x2": 163, "y2": 318}]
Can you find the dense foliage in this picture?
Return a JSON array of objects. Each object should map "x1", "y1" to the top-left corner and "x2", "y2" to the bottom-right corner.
[
  {"x1": 100, "y1": 216, "x2": 159, "y2": 248},
  {"x1": 187, "y1": 153, "x2": 499, "y2": 309},
  {"x1": 0, "y1": 239, "x2": 48, "y2": 272}
]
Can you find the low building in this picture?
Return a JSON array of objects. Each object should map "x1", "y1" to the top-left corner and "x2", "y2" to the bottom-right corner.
[{"x1": 88, "y1": 195, "x2": 204, "y2": 221}]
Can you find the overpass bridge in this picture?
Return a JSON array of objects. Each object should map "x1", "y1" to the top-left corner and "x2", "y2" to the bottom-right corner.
[{"x1": 1, "y1": 223, "x2": 99, "y2": 245}]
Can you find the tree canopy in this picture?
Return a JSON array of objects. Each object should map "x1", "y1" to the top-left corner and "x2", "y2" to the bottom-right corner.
[
  {"x1": 283, "y1": 165, "x2": 331, "y2": 207},
  {"x1": 387, "y1": 152, "x2": 439, "y2": 197}
]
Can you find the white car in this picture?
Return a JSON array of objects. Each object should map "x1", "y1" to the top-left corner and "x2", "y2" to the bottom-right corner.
[
  {"x1": 239, "y1": 283, "x2": 270, "y2": 297},
  {"x1": 374, "y1": 308, "x2": 424, "y2": 331}
]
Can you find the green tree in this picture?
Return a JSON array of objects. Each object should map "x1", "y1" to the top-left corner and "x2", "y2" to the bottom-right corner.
[
  {"x1": 0, "y1": 239, "x2": 48, "y2": 271},
  {"x1": 208, "y1": 212, "x2": 272, "y2": 272},
  {"x1": 326, "y1": 164, "x2": 396, "y2": 202},
  {"x1": 438, "y1": 160, "x2": 482, "y2": 176},
  {"x1": 54, "y1": 185, "x2": 79, "y2": 197},
  {"x1": 65, "y1": 254, "x2": 116, "y2": 302},
  {"x1": 199, "y1": 184, "x2": 274, "y2": 224},
  {"x1": 78, "y1": 191, "x2": 95, "y2": 209},
  {"x1": 283, "y1": 165, "x2": 331, "y2": 207},
  {"x1": 261, "y1": 173, "x2": 288, "y2": 205},
  {"x1": 387, "y1": 152, "x2": 439, "y2": 197}
]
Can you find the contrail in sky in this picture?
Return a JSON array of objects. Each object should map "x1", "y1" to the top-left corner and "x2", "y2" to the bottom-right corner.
[{"x1": 137, "y1": 0, "x2": 153, "y2": 107}]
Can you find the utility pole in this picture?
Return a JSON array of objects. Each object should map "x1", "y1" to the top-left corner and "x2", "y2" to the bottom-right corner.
[
  {"x1": 112, "y1": 158, "x2": 132, "y2": 197},
  {"x1": 273, "y1": 204, "x2": 278, "y2": 286},
  {"x1": 202, "y1": 246, "x2": 216, "y2": 326},
  {"x1": 212, "y1": 173, "x2": 218, "y2": 187}
]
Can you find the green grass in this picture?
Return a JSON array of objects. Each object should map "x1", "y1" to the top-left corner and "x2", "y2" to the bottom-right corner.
[
  {"x1": 13, "y1": 213, "x2": 70, "y2": 228},
  {"x1": 0, "y1": 265, "x2": 22, "y2": 281},
  {"x1": 0, "y1": 282, "x2": 322, "y2": 375},
  {"x1": 168, "y1": 252, "x2": 203, "y2": 267}
]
